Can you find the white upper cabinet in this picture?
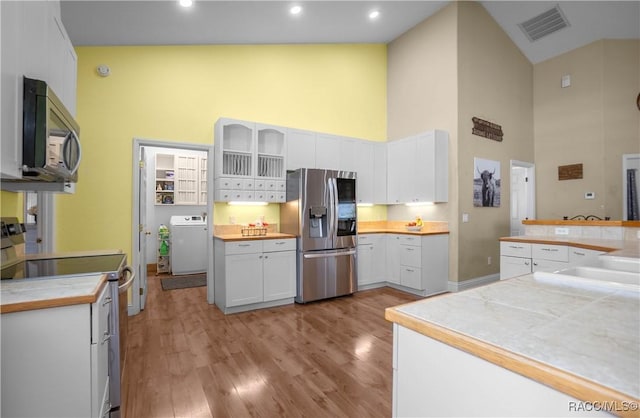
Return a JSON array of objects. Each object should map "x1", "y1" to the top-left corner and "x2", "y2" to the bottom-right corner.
[
  {"x1": 387, "y1": 130, "x2": 449, "y2": 204},
  {"x1": 338, "y1": 138, "x2": 357, "y2": 173},
  {"x1": 1, "y1": 0, "x2": 77, "y2": 181},
  {"x1": 214, "y1": 118, "x2": 286, "y2": 203},
  {"x1": 315, "y1": 133, "x2": 341, "y2": 170},
  {"x1": 286, "y1": 128, "x2": 316, "y2": 170},
  {"x1": 353, "y1": 140, "x2": 374, "y2": 204},
  {"x1": 372, "y1": 142, "x2": 388, "y2": 204},
  {"x1": 387, "y1": 139, "x2": 414, "y2": 204}
]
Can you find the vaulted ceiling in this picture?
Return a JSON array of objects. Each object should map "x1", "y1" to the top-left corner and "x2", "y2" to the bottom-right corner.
[{"x1": 61, "y1": 1, "x2": 639, "y2": 64}]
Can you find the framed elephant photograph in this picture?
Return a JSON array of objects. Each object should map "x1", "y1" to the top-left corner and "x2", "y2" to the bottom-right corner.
[{"x1": 473, "y1": 157, "x2": 501, "y2": 207}]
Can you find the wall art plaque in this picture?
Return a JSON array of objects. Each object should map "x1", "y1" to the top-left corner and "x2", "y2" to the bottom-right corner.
[{"x1": 472, "y1": 117, "x2": 503, "y2": 142}]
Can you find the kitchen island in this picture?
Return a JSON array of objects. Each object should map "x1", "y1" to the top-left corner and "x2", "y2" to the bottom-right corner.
[{"x1": 386, "y1": 258, "x2": 640, "y2": 417}]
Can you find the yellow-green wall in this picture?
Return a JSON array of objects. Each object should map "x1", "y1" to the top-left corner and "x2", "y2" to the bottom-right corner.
[
  {"x1": 0, "y1": 191, "x2": 22, "y2": 219},
  {"x1": 62, "y1": 44, "x2": 387, "y2": 257}
]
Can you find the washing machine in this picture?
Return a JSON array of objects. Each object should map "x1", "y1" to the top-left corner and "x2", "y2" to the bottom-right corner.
[{"x1": 169, "y1": 215, "x2": 208, "y2": 275}]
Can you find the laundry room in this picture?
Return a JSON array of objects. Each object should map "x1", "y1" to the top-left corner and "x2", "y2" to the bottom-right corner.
[{"x1": 144, "y1": 146, "x2": 208, "y2": 276}]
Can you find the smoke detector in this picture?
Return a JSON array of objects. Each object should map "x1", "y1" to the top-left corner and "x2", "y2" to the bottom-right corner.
[{"x1": 519, "y1": 5, "x2": 570, "y2": 42}]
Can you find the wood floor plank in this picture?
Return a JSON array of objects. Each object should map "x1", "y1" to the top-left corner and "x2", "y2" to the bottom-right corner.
[{"x1": 121, "y1": 275, "x2": 419, "y2": 417}]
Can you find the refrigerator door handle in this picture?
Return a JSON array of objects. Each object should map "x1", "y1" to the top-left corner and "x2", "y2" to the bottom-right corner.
[
  {"x1": 328, "y1": 177, "x2": 336, "y2": 242},
  {"x1": 303, "y1": 249, "x2": 356, "y2": 259}
]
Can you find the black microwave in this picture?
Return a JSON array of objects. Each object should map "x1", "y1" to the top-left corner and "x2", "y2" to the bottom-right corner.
[{"x1": 22, "y1": 77, "x2": 81, "y2": 182}]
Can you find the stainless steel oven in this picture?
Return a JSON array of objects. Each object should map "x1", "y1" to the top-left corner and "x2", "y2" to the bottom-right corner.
[{"x1": 1, "y1": 217, "x2": 133, "y2": 417}]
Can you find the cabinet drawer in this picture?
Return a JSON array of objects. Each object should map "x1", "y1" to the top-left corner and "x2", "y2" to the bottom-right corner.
[
  {"x1": 91, "y1": 284, "x2": 110, "y2": 344},
  {"x1": 358, "y1": 234, "x2": 373, "y2": 244},
  {"x1": 242, "y1": 178, "x2": 255, "y2": 190},
  {"x1": 400, "y1": 266, "x2": 422, "y2": 290},
  {"x1": 400, "y1": 235, "x2": 421, "y2": 246},
  {"x1": 532, "y1": 244, "x2": 568, "y2": 262},
  {"x1": 400, "y1": 245, "x2": 421, "y2": 267},
  {"x1": 225, "y1": 241, "x2": 262, "y2": 255},
  {"x1": 500, "y1": 242, "x2": 532, "y2": 258},
  {"x1": 569, "y1": 247, "x2": 605, "y2": 264},
  {"x1": 263, "y1": 238, "x2": 296, "y2": 252}
]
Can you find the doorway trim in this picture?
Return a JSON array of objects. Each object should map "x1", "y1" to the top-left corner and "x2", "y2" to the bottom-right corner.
[
  {"x1": 622, "y1": 153, "x2": 640, "y2": 221},
  {"x1": 509, "y1": 160, "x2": 536, "y2": 236},
  {"x1": 131, "y1": 138, "x2": 214, "y2": 316}
]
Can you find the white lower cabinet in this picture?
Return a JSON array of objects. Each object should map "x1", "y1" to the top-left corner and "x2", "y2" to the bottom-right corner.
[
  {"x1": 382, "y1": 233, "x2": 448, "y2": 297},
  {"x1": 500, "y1": 241, "x2": 607, "y2": 280},
  {"x1": 357, "y1": 234, "x2": 386, "y2": 288},
  {"x1": 214, "y1": 238, "x2": 296, "y2": 314},
  {"x1": 393, "y1": 325, "x2": 604, "y2": 417},
  {"x1": 1, "y1": 283, "x2": 110, "y2": 418}
]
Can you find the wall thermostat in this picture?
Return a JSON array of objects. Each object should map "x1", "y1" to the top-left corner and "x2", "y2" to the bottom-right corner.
[
  {"x1": 585, "y1": 192, "x2": 595, "y2": 199},
  {"x1": 96, "y1": 65, "x2": 111, "y2": 77}
]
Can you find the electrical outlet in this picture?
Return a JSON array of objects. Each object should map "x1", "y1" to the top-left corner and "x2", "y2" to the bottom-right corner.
[
  {"x1": 555, "y1": 227, "x2": 569, "y2": 235},
  {"x1": 637, "y1": 230, "x2": 640, "y2": 240}
]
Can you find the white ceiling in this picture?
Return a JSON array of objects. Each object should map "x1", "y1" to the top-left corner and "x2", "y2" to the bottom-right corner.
[{"x1": 60, "y1": 0, "x2": 640, "y2": 64}]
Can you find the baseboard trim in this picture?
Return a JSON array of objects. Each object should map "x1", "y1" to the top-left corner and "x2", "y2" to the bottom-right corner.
[{"x1": 448, "y1": 274, "x2": 499, "y2": 292}]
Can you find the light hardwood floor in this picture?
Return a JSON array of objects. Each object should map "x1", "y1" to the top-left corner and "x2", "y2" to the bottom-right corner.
[{"x1": 122, "y1": 276, "x2": 419, "y2": 418}]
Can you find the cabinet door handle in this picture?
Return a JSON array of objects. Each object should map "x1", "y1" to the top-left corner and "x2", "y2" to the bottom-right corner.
[
  {"x1": 405, "y1": 268, "x2": 414, "y2": 272},
  {"x1": 542, "y1": 248, "x2": 558, "y2": 252},
  {"x1": 573, "y1": 251, "x2": 585, "y2": 256},
  {"x1": 102, "y1": 296, "x2": 113, "y2": 307},
  {"x1": 533, "y1": 262, "x2": 538, "y2": 266},
  {"x1": 101, "y1": 331, "x2": 111, "y2": 345},
  {"x1": 524, "y1": 261, "x2": 530, "y2": 265},
  {"x1": 509, "y1": 245, "x2": 523, "y2": 249},
  {"x1": 275, "y1": 241, "x2": 285, "y2": 245},
  {"x1": 238, "y1": 244, "x2": 251, "y2": 247},
  {"x1": 406, "y1": 248, "x2": 414, "y2": 251}
]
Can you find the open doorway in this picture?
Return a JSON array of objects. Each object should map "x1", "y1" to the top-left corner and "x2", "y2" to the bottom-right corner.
[
  {"x1": 510, "y1": 160, "x2": 536, "y2": 236},
  {"x1": 22, "y1": 192, "x2": 55, "y2": 254},
  {"x1": 130, "y1": 138, "x2": 214, "y2": 316},
  {"x1": 623, "y1": 154, "x2": 640, "y2": 221}
]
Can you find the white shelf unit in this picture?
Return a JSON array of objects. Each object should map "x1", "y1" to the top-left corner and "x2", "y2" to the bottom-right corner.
[
  {"x1": 155, "y1": 153, "x2": 175, "y2": 205},
  {"x1": 175, "y1": 155, "x2": 198, "y2": 205},
  {"x1": 155, "y1": 152, "x2": 207, "y2": 205},
  {"x1": 199, "y1": 156, "x2": 208, "y2": 204},
  {"x1": 214, "y1": 118, "x2": 287, "y2": 203}
]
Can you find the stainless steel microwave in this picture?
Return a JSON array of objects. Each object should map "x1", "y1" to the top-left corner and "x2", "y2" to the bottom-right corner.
[{"x1": 22, "y1": 77, "x2": 81, "y2": 182}]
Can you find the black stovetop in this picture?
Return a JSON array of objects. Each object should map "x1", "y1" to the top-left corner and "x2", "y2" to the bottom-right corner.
[{"x1": 1, "y1": 254, "x2": 126, "y2": 280}]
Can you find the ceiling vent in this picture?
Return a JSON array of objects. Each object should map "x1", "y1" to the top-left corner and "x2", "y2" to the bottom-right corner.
[{"x1": 519, "y1": 5, "x2": 570, "y2": 42}]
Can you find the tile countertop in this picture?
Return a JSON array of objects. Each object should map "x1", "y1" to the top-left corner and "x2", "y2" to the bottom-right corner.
[
  {"x1": 0, "y1": 274, "x2": 107, "y2": 314},
  {"x1": 385, "y1": 272, "x2": 640, "y2": 412}
]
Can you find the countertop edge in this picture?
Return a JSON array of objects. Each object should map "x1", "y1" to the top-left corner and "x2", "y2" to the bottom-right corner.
[
  {"x1": 384, "y1": 307, "x2": 640, "y2": 414},
  {"x1": 214, "y1": 233, "x2": 297, "y2": 242},
  {"x1": 523, "y1": 220, "x2": 640, "y2": 227},
  {"x1": 359, "y1": 229, "x2": 450, "y2": 236},
  {"x1": 0, "y1": 277, "x2": 108, "y2": 314},
  {"x1": 499, "y1": 236, "x2": 622, "y2": 252}
]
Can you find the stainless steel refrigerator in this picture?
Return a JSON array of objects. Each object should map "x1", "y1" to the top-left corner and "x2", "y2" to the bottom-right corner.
[{"x1": 280, "y1": 168, "x2": 357, "y2": 303}]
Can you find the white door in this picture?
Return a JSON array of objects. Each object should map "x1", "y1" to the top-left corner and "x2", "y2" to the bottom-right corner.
[
  {"x1": 138, "y1": 147, "x2": 148, "y2": 310},
  {"x1": 510, "y1": 161, "x2": 536, "y2": 236}
]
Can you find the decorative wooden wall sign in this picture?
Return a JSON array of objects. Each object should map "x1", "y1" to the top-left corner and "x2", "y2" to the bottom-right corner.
[
  {"x1": 558, "y1": 163, "x2": 583, "y2": 180},
  {"x1": 472, "y1": 117, "x2": 503, "y2": 142}
]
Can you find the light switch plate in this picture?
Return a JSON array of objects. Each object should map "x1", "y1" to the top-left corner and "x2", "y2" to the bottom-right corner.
[{"x1": 462, "y1": 213, "x2": 469, "y2": 223}]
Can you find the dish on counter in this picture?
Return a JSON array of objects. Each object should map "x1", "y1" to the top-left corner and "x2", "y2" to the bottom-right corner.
[{"x1": 405, "y1": 226, "x2": 422, "y2": 231}]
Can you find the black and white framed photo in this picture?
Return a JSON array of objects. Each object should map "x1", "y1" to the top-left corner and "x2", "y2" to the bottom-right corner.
[{"x1": 473, "y1": 157, "x2": 501, "y2": 207}]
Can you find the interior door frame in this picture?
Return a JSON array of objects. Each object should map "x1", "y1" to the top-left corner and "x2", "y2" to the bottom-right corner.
[
  {"x1": 509, "y1": 160, "x2": 536, "y2": 236},
  {"x1": 622, "y1": 153, "x2": 640, "y2": 221},
  {"x1": 131, "y1": 138, "x2": 214, "y2": 315}
]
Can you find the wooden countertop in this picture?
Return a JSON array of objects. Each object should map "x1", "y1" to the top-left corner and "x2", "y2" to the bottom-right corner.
[
  {"x1": 500, "y1": 235, "x2": 626, "y2": 253},
  {"x1": 214, "y1": 232, "x2": 296, "y2": 242},
  {"x1": 386, "y1": 272, "x2": 640, "y2": 416},
  {"x1": 523, "y1": 219, "x2": 640, "y2": 227},
  {"x1": 358, "y1": 220, "x2": 449, "y2": 236},
  {"x1": 0, "y1": 274, "x2": 107, "y2": 314}
]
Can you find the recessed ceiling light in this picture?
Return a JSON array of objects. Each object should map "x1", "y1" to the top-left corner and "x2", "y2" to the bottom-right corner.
[
  {"x1": 369, "y1": 10, "x2": 380, "y2": 20},
  {"x1": 179, "y1": 0, "x2": 193, "y2": 8},
  {"x1": 290, "y1": 5, "x2": 302, "y2": 15}
]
